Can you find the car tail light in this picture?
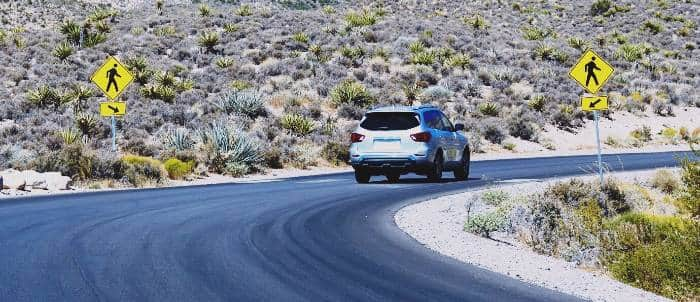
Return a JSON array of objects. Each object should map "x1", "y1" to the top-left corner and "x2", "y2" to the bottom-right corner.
[
  {"x1": 351, "y1": 133, "x2": 365, "y2": 143},
  {"x1": 410, "y1": 132, "x2": 431, "y2": 142}
]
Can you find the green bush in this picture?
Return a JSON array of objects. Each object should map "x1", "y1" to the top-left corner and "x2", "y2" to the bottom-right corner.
[
  {"x1": 482, "y1": 190, "x2": 510, "y2": 206},
  {"x1": 200, "y1": 122, "x2": 263, "y2": 175},
  {"x1": 463, "y1": 14, "x2": 489, "y2": 30},
  {"x1": 235, "y1": 4, "x2": 253, "y2": 16},
  {"x1": 409, "y1": 51, "x2": 436, "y2": 65},
  {"x1": 478, "y1": 102, "x2": 500, "y2": 116},
  {"x1": 590, "y1": 0, "x2": 612, "y2": 16},
  {"x1": 675, "y1": 158, "x2": 699, "y2": 217},
  {"x1": 321, "y1": 141, "x2": 349, "y2": 166},
  {"x1": 650, "y1": 169, "x2": 679, "y2": 193},
  {"x1": 197, "y1": 31, "x2": 219, "y2": 53},
  {"x1": 52, "y1": 42, "x2": 73, "y2": 61},
  {"x1": 121, "y1": 155, "x2": 166, "y2": 187},
  {"x1": 630, "y1": 126, "x2": 652, "y2": 143},
  {"x1": 465, "y1": 211, "x2": 507, "y2": 238},
  {"x1": 291, "y1": 32, "x2": 309, "y2": 44},
  {"x1": 280, "y1": 114, "x2": 315, "y2": 136},
  {"x1": 217, "y1": 90, "x2": 266, "y2": 118},
  {"x1": 330, "y1": 80, "x2": 373, "y2": 108},
  {"x1": 163, "y1": 158, "x2": 194, "y2": 180},
  {"x1": 345, "y1": 9, "x2": 378, "y2": 28}
]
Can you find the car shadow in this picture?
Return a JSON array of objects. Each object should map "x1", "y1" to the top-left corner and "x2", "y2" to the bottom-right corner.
[{"x1": 367, "y1": 176, "x2": 480, "y2": 185}]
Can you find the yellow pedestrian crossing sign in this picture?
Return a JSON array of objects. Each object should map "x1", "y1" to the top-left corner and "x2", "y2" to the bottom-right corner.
[
  {"x1": 569, "y1": 49, "x2": 614, "y2": 94},
  {"x1": 580, "y1": 96, "x2": 608, "y2": 111},
  {"x1": 100, "y1": 101, "x2": 126, "y2": 117},
  {"x1": 91, "y1": 56, "x2": 134, "y2": 100}
]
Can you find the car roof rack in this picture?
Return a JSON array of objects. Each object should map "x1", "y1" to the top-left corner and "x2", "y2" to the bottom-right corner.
[{"x1": 416, "y1": 104, "x2": 437, "y2": 109}]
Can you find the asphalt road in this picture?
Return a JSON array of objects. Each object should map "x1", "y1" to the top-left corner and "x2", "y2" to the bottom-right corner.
[{"x1": 0, "y1": 151, "x2": 692, "y2": 301}]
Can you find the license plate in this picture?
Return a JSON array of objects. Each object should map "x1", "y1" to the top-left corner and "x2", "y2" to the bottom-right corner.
[{"x1": 374, "y1": 140, "x2": 401, "y2": 152}]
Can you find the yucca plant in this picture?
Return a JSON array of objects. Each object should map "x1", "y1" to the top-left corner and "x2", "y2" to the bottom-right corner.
[
  {"x1": 52, "y1": 42, "x2": 74, "y2": 61},
  {"x1": 84, "y1": 32, "x2": 107, "y2": 48},
  {"x1": 175, "y1": 79, "x2": 194, "y2": 92},
  {"x1": 235, "y1": 4, "x2": 253, "y2": 16},
  {"x1": 616, "y1": 44, "x2": 645, "y2": 62},
  {"x1": 444, "y1": 53, "x2": 471, "y2": 69},
  {"x1": 408, "y1": 40, "x2": 425, "y2": 54},
  {"x1": 478, "y1": 102, "x2": 500, "y2": 117},
  {"x1": 340, "y1": 46, "x2": 365, "y2": 60},
  {"x1": 223, "y1": 23, "x2": 238, "y2": 33},
  {"x1": 154, "y1": 26, "x2": 177, "y2": 37},
  {"x1": 88, "y1": 8, "x2": 117, "y2": 22},
  {"x1": 198, "y1": 4, "x2": 212, "y2": 17},
  {"x1": 26, "y1": 85, "x2": 62, "y2": 108},
  {"x1": 163, "y1": 128, "x2": 194, "y2": 151},
  {"x1": 198, "y1": 31, "x2": 219, "y2": 53},
  {"x1": 95, "y1": 20, "x2": 111, "y2": 33},
  {"x1": 322, "y1": 5, "x2": 335, "y2": 14},
  {"x1": 156, "y1": 0, "x2": 164, "y2": 13},
  {"x1": 330, "y1": 80, "x2": 373, "y2": 107},
  {"x1": 215, "y1": 57, "x2": 235, "y2": 68},
  {"x1": 75, "y1": 112, "x2": 98, "y2": 136},
  {"x1": 464, "y1": 14, "x2": 489, "y2": 30},
  {"x1": 140, "y1": 84, "x2": 176, "y2": 103},
  {"x1": 567, "y1": 37, "x2": 589, "y2": 51},
  {"x1": 200, "y1": 122, "x2": 263, "y2": 174},
  {"x1": 291, "y1": 32, "x2": 310, "y2": 44},
  {"x1": 217, "y1": 90, "x2": 267, "y2": 118},
  {"x1": 155, "y1": 71, "x2": 176, "y2": 87},
  {"x1": 58, "y1": 128, "x2": 81, "y2": 145},
  {"x1": 12, "y1": 36, "x2": 26, "y2": 49},
  {"x1": 60, "y1": 20, "x2": 81, "y2": 44},
  {"x1": 65, "y1": 84, "x2": 95, "y2": 112},
  {"x1": 410, "y1": 51, "x2": 436, "y2": 65},
  {"x1": 533, "y1": 43, "x2": 554, "y2": 60},
  {"x1": 528, "y1": 95, "x2": 546, "y2": 112},
  {"x1": 345, "y1": 9, "x2": 377, "y2": 28},
  {"x1": 522, "y1": 26, "x2": 547, "y2": 40},
  {"x1": 125, "y1": 56, "x2": 153, "y2": 84},
  {"x1": 0, "y1": 29, "x2": 6, "y2": 45},
  {"x1": 280, "y1": 114, "x2": 315, "y2": 136},
  {"x1": 402, "y1": 83, "x2": 422, "y2": 102}
]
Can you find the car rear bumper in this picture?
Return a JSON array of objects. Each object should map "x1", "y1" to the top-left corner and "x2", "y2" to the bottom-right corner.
[{"x1": 349, "y1": 154, "x2": 432, "y2": 174}]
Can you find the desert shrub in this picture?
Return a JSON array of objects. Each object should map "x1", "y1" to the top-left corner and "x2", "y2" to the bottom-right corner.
[
  {"x1": 280, "y1": 114, "x2": 315, "y2": 136},
  {"x1": 60, "y1": 20, "x2": 81, "y2": 44},
  {"x1": 162, "y1": 128, "x2": 194, "y2": 152},
  {"x1": 74, "y1": 113, "x2": 98, "y2": 136},
  {"x1": 650, "y1": 169, "x2": 679, "y2": 193},
  {"x1": 198, "y1": 31, "x2": 219, "y2": 53},
  {"x1": 482, "y1": 190, "x2": 510, "y2": 206},
  {"x1": 402, "y1": 83, "x2": 422, "y2": 102},
  {"x1": 675, "y1": 158, "x2": 699, "y2": 217},
  {"x1": 140, "y1": 84, "x2": 176, "y2": 102},
  {"x1": 198, "y1": 4, "x2": 212, "y2": 17},
  {"x1": 651, "y1": 99, "x2": 673, "y2": 117},
  {"x1": 288, "y1": 142, "x2": 319, "y2": 169},
  {"x1": 630, "y1": 126, "x2": 652, "y2": 143},
  {"x1": 125, "y1": 56, "x2": 153, "y2": 85},
  {"x1": 163, "y1": 158, "x2": 194, "y2": 180},
  {"x1": 478, "y1": 102, "x2": 500, "y2": 117},
  {"x1": 615, "y1": 44, "x2": 649, "y2": 62},
  {"x1": 506, "y1": 108, "x2": 539, "y2": 141},
  {"x1": 26, "y1": 85, "x2": 66, "y2": 109},
  {"x1": 83, "y1": 32, "x2": 107, "y2": 48},
  {"x1": 90, "y1": 152, "x2": 124, "y2": 180},
  {"x1": 337, "y1": 104, "x2": 366, "y2": 120},
  {"x1": 463, "y1": 13, "x2": 489, "y2": 30},
  {"x1": 465, "y1": 211, "x2": 506, "y2": 238},
  {"x1": 121, "y1": 155, "x2": 166, "y2": 187},
  {"x1": 480, "y1": 118, "x2": 506, "y2": 144},
  {"x1": 215, "y1": 57, "x2": 235, "y2": 68},
  {"x1": 567, "y1": 37, "x2": 589, "y2": 51},
  {"x1": 330, "y1": 80, "x2": 373, "y2": 108},
  {"x1": 58, "y1": 128, "x2": 81, "y2": 145},
  {"x1": 421, "y1": 85, "x2": 451, "y2": 103},
  {"x1": 345, "y1": 9, "x2": 378, "y2": 28},
  {"x1": 235, "y1": 4, "x2": 253, "y2": 16},
  {"x1": 291, "y1": 32, "x2": 309, "y2": 44},
  {"x1": 551, "y1": 104, "x2": 577, "y2": 130},
  {"x1": 641, "y1": 20, "x2": 663, "y2": 34},
  {"x1": 55, "y1": 144, "x2": 95, "y2": 180},
  {"x1": 502, "y1": 142, "x2": 516, "y2": 151},
  {"x1": 590, "y1": 0, "x2": 612, "y2": 16},
  {"x1": 410, "y1": 51, "x2": 436, "y2": 65},
  {"x1": 321, "y1": 141, "x2": 349, "y2": 166},
  {"x1": 199, "y1": 122, "x2": 263, "y2": 175},
  {"x1": 521, "y1": 26, "x2": 548, "y2": 41},
  {"x1": 444, "y1": 53, "x2": 471, "y2": 69},
  {"x1": 528, "y1": 95, "x2": 546, "y2": 112},
  {"x1": 52, "y1": 42, "x2": 73, "y2": 61},
  {"x1": 217, "y1": 90, "x2": 267, "y2": 118}
]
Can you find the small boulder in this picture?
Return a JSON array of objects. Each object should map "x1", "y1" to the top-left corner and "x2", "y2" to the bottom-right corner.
[
  {"x1": 43, "y1": 172, "x2": 71, "y2": 191},
  {"x1": 0, "y1": 169, "x2": 26, "y2": 190},
  {"x1": 22, "y1": 170, "x2": 48, "y2": 190}
]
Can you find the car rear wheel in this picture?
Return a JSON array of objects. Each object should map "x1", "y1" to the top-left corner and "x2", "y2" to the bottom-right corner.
[
  {"x1": 454, "y1": 148, "x2": 470, "y2": 181},
  {"x1": 386, "y1": 173, "x2": 400, "y2": 183},
  {"x1": 355, "y1": 169, "x2": 370, "y2": 183},
  {"x1": 427, "y1": 152, "x2": 443, "y2": 182}
]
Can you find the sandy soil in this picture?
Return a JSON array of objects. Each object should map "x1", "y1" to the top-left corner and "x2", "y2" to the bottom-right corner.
[{"x1": 395, "y1": 170, "x2": 672, "y2": 302}]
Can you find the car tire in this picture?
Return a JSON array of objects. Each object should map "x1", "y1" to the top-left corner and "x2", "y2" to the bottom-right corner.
[
  {"x1": 454, "y1": 148, "x2": 470, "y2": 181},
  {"x1": 386, "y1": 173, "x2": 400, "y2": 183},
  {"x1": 355, "y1": 169, "x2": 371, "y2": 184},
  {"x1": 427, "y1": 152, "x2": 443, "y2": 182}
]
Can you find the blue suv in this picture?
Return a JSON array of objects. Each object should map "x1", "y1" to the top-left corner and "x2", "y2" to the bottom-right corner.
[{"x1": 349, "y1": 105, "x2": 470, "y2": 183}]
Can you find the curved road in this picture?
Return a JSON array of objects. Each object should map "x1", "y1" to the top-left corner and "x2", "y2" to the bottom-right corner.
[{"x1": 0, "y1": 152, "x2": 691, "y2": 301}]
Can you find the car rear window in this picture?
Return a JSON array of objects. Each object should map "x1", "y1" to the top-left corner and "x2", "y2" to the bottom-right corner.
[{"x1": 360, "y1": 112, "x2": 420, "y2": 131}]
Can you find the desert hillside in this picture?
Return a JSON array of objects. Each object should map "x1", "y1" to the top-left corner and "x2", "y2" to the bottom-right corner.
[{"x1": 0, "y1": 0, "x2": 698, "y2": 184}]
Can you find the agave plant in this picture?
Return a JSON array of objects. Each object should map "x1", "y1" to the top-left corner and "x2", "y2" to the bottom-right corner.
[
  {"x1": 216, "y1": 90, "x2": 267, "y2": 118},
  {"x1": 235, "y1": 4, "x2": 253, "y2": 17},
  {"x1": 200, "y1": 122, "x2": 263, "y2": 174},
  {"x1": 478, "y1": 102, "x2": 500, "y2": 117},
  {"x1": 330, "y1": 80, "x2": 373, "y2": 107},
  {"x1": 60, "y1": 20, "x2": 81, "y2": 44},
  {"x1": 58, "y1": 128, "x2": 81, "y2": 145},
  {"x1": 215, "y1": 56, "x2": 235, "y2": 68},
  {"x1": 75, "y1": 113, "x2": 98, "y2": 136},
  {"x1": 162, "y1": 128, "x2": 194, "y2": 151},
  {"x1": 84, "y1": 32, "x2": 107, "y2": 48},
  {"x1": 198, "y1": 4, "x2": 212, "y2": 17},
  {"x1": 197, "y1": 31, "x2": 220, "y2": 53},
  {"x1": 291, "y1": 32, "x2": 309, "y2": 44},
  {"x1": 26, "y1": 85, "x2": 64, "y2": 109},
  {"x1": 444, "y1": 53, "x2": 471, "y2": 69},
  {"x1": 52, "y1": 42, "x2": 74, "y2": 61},
  {"x1": 280, "y1": 114, "x2": 315, "y2": 136},
  {"x1": 125, "y1": 56, "x2": 153, "y2": 84}
]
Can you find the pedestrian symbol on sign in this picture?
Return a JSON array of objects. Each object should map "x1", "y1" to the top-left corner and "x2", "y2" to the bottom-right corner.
[
  {"x1": 568, "y1": 49, "x2": 614, "y2": 94},
  {"x1": 90, "y1": 56, "x2": 134, "y2": 100}
]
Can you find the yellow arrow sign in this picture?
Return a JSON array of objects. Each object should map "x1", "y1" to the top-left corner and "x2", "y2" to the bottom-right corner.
[
  {"x1": 100, "y1": 101, "x2": 126, "y2": 117},
  {"x1": 91, "y1": 56, "x2": 134, "y2": 100},
  {"x1": 581, "y1": 96, "x2": 608, "y2": 111},
  {"x1": 569, "y1": 49, "x2": 614, "y2": 94}
]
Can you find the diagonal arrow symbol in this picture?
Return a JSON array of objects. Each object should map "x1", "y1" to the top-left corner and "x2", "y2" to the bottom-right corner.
[
  {"x1": 589, "y1": 99, "x2": 602, "y2": 108},
  {"x1": 107, "y1": 105, "x2": 120, "y2": 113}
]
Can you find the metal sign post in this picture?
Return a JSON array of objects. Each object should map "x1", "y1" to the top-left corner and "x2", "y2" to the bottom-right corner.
[
  {"x1": 111, "y1": 115, "x2": 117, "y2": 151},
  {"x1": 91, "y1": 55, "x2": 133, "y2": 153},
  {"x1": 593, "y1": 110, "x2": 604, "y2": 186}
]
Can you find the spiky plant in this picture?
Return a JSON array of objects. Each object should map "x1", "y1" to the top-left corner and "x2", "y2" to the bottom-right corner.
[
  {"x1": 280, "y1": 114, "x2": 315, "y2": 136},
  {"x1": 522, "y1": 26, "x2": 547, "y2": 40},
  {"x1": 230, "y1": 80, "x2": 252, "y2": 91},
  {"x1": 198, "y1": 4, "x2": 212, "y2": 17},
  {"x1": 155, "y1": 71, "x2": 176, "y2": 87},
  {"x1": 478, "y1": 102, "x2": 500, "y2": 117},
  {"x1": 154, "y1": 26, "x2": 177, "y2": 37},
  {"x1": 26, "y1": 85, "x2": 62, "y2": 108},
  {"x1": 58, "y1": 128, "x2": 81, "y2": 145},
  {"x1": 95, "y1": 20, "x2": 111, "y2": 33},
  {"x1": 0, "y1": 29, "x2": 6, "y2": 45},
  {"x1": 215, "y1": 56, "x2": 235, "y2": 68},
  {"x1": 223, "y1": 23, "x2": 238, "y2": 33},
  {"x1": 291, "y1": 32, "x2": 310, "y2": 44},
  {"x1": 140, "y1": 84, "x2": 176, "y2": 103},
  {"x1": 125, "y1": 56, "x2": 153, "y2": 84},
  {"x1": 444, "y1": 53, "x2": 471, "y2": 69},
  {"x1": 163, "y1": 128, "x2": 194, "y2": 151},
  {"x1": 235, "y1": 4, "x2": 253, "y2": 16},
  {"x1": 345, "y1": 9, "x2": 377, "y2": 28},
  {"x1": 88, "y1": 8, "x2": 117, "y2": 22},
  {"x1": 322, "y1": 5, "x2": 335, "y2": 14},
  {"x1": 175, "y1": 79, "x2": 195, "y2": 92},
  {"x1": 528, "y1": 95, "x2": 547, "y2": 112},
  {"x1": 84, "y1": 32, "x2": 107, "y2": 48},
  {"x1": 198, "y1": 31, "x2": 219, "y2": 53},
  {"x1": 410, "y1": 51, "x2": 436, "y2": 65},
  {"x1": 567, "y1": 37, "x2": 589, "y2": 51},
  {"x1": 533, "y1": 43, "x2": 555, "y2": 60},
  {"x1": 12, "y1": 36, "x2": 26, "y2": 49},
  {"x1": 408, "y1": 40, "x2": 425, "y2": 54},
  {"x1": 60, "y1": 20, "x2": 81, "y2": 44},
  {"x1": 464, "y1": 14, "x2": 489, "y2": 30},
  {"x1": 52, "y1": 42, "x2": 74, "y2": 61},
  {"x1": 340, "y1": 46, "x2": 365, "y2": 60},
  {"x1": 402, "y1": 83, "x2": 422, "y2": 102},
  {"x1": 217, "y1": 90, "x2": 267, "y2": 118},
  {"x1": 75, "y1": 113, "x2": 98, "y2": 136},
  {"x1": 200, "y1": 122, "x2": 263, "y2": 174},
  {"x1": 330, "y1": 80, "x2": 373, "y2": 107},
  {"x1": 66, "y1": 84, "x2": 95, "y2": 112}
]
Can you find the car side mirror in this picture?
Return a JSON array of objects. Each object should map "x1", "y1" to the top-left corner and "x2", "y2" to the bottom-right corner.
[{"x1": 454, "y1": 123, "x2": 465, "y2": 131}]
